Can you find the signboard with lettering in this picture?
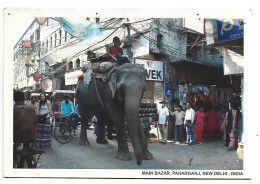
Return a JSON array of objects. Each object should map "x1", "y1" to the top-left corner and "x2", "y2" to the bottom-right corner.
[
  {"x1": 217, "y1": 19, "x2": 244, "y2": 42},
  {"x1": 205, "y1": 19, "x2": 244, "y2": 45},
  {"x1": 134, "y1": 58, "x2": 164, "y2": 82}
]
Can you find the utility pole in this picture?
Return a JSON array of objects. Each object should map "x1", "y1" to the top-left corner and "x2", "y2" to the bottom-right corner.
[{"x1": 124, "y1": 23, "x2": 133, "y2": 59}]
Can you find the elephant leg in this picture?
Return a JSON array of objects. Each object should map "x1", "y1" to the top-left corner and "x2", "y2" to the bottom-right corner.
[
  {"x1": 95, "y1": 114, "x2": 108, "y2": 144},
  {"x1": 79, "y1": 115, "x2": 90, "y2": 146},
  {"x1": 115, "y1": 118, "x2": 131, "y2": 161},
  {"x1": 107, "y1": 110, "x2": 131, "y2": 161},
  {"x1": 106, "y1": 122, "x2": 114, "y2": 140},
  {"x1": 137, "y1": 121, "x2": 153, "y2": 160}
]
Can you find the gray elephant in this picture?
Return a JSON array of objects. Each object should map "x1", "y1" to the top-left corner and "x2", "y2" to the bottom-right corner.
[{"x1": 76, "y1": 63, "x2": 153, "y2": 165}]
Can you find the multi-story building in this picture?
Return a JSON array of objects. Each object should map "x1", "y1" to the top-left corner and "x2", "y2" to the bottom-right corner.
[{"x1": 14, "y1": 17, "x2": 227, "y2": 110}]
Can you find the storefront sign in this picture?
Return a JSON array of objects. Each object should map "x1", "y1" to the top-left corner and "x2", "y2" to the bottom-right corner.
[
  {"x1": 165, "y1": 86, "x2": 172, "y2": 96},
  {"x1": 65, "y1": 70, "x2": 83, "y2": 86},
  {"x1": 134, "y1": 58, "x2": 164, "y2": 82},
  {"x1": 42, "y1": 79, "x2": 53, "y2": 92},
  {"x1": 205, "y1": 19, "x2": 244, "y2": 45},
  {"x1": 217, "y1": 19, "x2": 244, "y2": 42}
]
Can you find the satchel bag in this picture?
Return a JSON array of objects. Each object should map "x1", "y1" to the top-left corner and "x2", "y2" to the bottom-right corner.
[{"x1": 38, "y1": 114, "x2": 47, "y2": 124}]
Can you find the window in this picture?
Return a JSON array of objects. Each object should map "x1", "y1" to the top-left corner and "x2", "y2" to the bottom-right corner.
[
  {"x1": 65, "y1": 31, "x2": 67, "y2": 42},
  {"x1": 42, "y1": 42, "x2": 45, "y2": 54},
  {"x1": 55, "y1": 33, "x2": 57, "y2": 47},
  {"x1": 50, "y1": 37, "x2": 52, "y2": 51},
  {"x1": 96, "y1": 18, "x2": 100, "y2": 24},
  {"x1": 30, "y1": 34, "x2": 34, "y2": 42},
  {"x1": 59, "y1": 29, "x2": 62, "y2": 45},
  {"x1": 35, "y1": 28, "x2": 40, "y2": 40},
  {"x1": 76, "y1": 58, "x2": 80, "y2": 68},
  {"x1": 46, "y1": 39, "x2": 48, "y2": 53},
  {"x1": 69, "y1": 61, "x2": 73, "y2": 71}
]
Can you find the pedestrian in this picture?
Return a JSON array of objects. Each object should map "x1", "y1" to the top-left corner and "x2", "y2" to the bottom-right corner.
[
  {"x1": 92, "y1": 115, "x2": 98, "y2": 136},
  {"x1": 36, "y1": 93, "x2": 52, "y2": 149},
  {"x1": 13, "y1": 90, "x2": 37, "y2": 141},
  {"x1": 205, "y1": 106, "x2": 217, "y2": 141},
  {"x1": 74, "y1": 101, "x2": 79, "y2": 130},
  {"x1": 24, "y1": 96, "x2": 29, "y2": 105},
  {"x1": 157, "y1": 100, "x2": 169, "y2": 144},
  {"x1": 221, "y1": 100, "x2": 242, "y2": 151},
  {"x1": 28, "y1": 96, "x2": 38, "y2": 113},
  {"x1": 184, "y1": 103, "x2": 195, "y2": 145},
  {"x1": 194, "y1": 106, "x2": 205, "y2": 144},
  {"x1": 216, "y1": 106, "x2": 225, "y2": 139},
  {"x1": 171, "y1": 105, "x2": 185, "y2": 144}
]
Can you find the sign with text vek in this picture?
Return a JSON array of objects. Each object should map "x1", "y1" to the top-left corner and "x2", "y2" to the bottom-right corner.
[{"x1": 134, "y1": 58, "x2": 164, "y2": 82}]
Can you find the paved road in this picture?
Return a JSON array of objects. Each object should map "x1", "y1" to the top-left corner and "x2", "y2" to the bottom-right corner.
[{"x1": 37, "y1": 127, "x2": 243, "y2": 170}]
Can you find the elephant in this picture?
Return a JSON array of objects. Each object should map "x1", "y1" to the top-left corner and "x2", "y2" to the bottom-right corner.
[{"x1": 76, "y1": 63, "x2": 153, "y2": 165}]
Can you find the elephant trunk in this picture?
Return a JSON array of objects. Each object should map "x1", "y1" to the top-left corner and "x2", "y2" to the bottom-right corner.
[{"x1": 124, "y1": 89, "x2": 143, "y2": 166}]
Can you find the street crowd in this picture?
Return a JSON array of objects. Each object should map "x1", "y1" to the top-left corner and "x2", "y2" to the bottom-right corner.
[
  {"x1": 13, "y1": 90, "x2": 80, "y2": 151},
  {"x1": 156, "y1": 99, "x2": 242, "y2": 151}
]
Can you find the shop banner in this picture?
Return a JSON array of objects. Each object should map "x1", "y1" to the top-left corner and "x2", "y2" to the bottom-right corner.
[
  {"x1": 58, "y1": 17, "x2": 102, "y2": 40},
  {"x1": 65, "y1": 70, "x2": 83, "y2": 86},
  {"x1": 134, "y1": 58, "x2": 164, "y2": 82},
  {"x1": 217, "y1": 19, "x2": 244, "y2": 42}
]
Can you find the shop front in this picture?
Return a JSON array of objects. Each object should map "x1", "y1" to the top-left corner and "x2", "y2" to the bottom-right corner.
[{"x1": 64, "y1": 69, "x2": 83, "y2": 91}]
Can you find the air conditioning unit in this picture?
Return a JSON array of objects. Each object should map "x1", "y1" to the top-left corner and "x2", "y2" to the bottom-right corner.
[{"x1": 33, "y1": 83, "x2": 41, "y2": 91}]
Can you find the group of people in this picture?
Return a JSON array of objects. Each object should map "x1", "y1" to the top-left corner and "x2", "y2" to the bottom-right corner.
[
  {"x1": 13, "y1": 90, "x2": 79, "y2": 150},
  {"x1": 157, "y1": 100, "x2": 241, "y2": 150}
]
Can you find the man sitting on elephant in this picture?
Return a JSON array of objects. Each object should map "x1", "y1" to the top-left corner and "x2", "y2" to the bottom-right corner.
[{"x1": 90, "y1": 36, "x2": 131, "y2": 66}]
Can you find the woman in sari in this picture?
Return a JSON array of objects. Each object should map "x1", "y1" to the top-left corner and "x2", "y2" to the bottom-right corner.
[{"x1": 221, "y1": 100, "x2": 241, "y2": 150}]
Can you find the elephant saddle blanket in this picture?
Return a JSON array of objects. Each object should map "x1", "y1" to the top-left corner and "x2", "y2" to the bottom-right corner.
[{"x1": 78, "y1": 62, "x2": 117, "y2": 84}]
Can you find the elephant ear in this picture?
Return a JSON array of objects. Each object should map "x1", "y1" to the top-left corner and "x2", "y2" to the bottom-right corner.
[{"x1": 108, "y1": 71, "x2": 117, "y2": 98}]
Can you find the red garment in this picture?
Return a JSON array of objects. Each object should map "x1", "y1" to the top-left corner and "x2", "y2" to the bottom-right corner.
[
  {"x1": 195, "y1": 111, "x2": 205, "y2": 142},
  {"x1": 196, "y1": 129, "x2": 203, "y2": 142},
  {"x1": 109, "y1": 48, "x2": 119, "y2": 55},
  {"x1": 195, "y1": 111, "x2": 205, "y2": 131},
  {"x1": 205, "y1": 111, "x2": 217, "y2": 131}
]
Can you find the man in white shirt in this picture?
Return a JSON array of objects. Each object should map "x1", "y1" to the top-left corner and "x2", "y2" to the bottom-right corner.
[
  {"x1": 157, "y1": 100, "x2": 169, "y2": 144},
  {"x1": 184, "y1": 102, "x2": 195, "y2": 145}
]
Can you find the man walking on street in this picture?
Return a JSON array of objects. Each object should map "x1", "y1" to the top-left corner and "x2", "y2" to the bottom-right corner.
[
  {"x1": 157, "y1": 100, "x2": 169, "y2": 144},
  {"x1": 184, "y1": 103, "x2": 195, "y2": 145}
]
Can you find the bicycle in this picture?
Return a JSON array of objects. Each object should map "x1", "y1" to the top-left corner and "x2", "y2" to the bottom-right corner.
[
  {"x1": 54, "y1": 115, "x2": 76, "y2": 144},
  {"x1": 13, "y1": 138, "x2": 45, "y2": 168}
]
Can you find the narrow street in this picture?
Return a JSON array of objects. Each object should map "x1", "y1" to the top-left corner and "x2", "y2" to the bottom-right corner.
[{"x1": 37, "y1": 127, "x2": 243, "y2": 170}]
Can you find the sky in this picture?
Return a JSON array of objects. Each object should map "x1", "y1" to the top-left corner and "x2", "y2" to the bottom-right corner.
[{"x1": 12, "y1": 18, "x2": 35, "y2": 47}]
